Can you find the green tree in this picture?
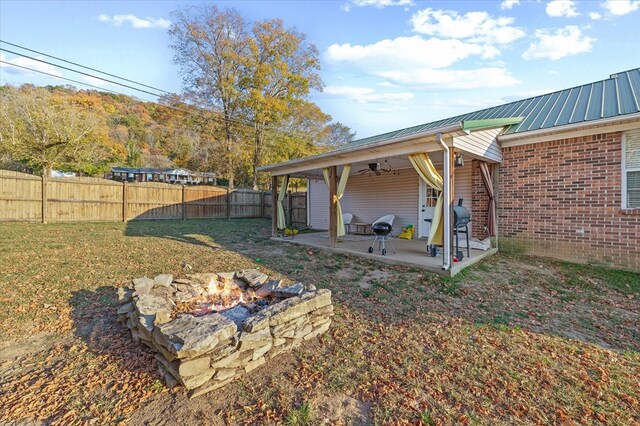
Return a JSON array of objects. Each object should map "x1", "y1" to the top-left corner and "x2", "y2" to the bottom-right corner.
[
  {"x1": 169, "y1": 4, "x2": 249, "y2": 188},
  {"x1": 244, "y1": 18, "x2": 323, "y2": 189},
  {"x1": 0, "y1": 86, "x2": 117, "y2": 176}
]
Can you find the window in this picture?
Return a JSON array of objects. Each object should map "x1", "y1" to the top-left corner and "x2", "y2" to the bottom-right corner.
[
  {"x1": 425, "y1": 186, "x2": 439, "y2": 207},
  {"x1": 624, "y1": 130, "x2": 640, "y2": 209}
]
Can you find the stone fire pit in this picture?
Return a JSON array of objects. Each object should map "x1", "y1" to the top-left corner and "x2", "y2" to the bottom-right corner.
[{"x1": 116, "y1": 270, "x2": 332, "y2": 397}]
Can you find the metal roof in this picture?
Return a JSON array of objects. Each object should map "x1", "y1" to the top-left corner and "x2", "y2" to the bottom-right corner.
[{"x1": 342, "y1": 67, "x2": 640, "y2": 150}]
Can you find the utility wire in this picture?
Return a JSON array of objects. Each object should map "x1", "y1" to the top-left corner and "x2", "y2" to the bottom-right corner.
[
  {"x1": 0, "y1": 60, "x2": 122, "y2": 94},
  {"x1": 0, "y1": 39, "x2": 172, "y2": 94},
  {"x1": 0, "y1": 47, "x2": 165, "y2": 98},
  {"x1": 0, "y1": 61, "x2": 312, "y2": 140},
  {"x1": 0, "y1": 45, "x2": 315, "y2": 139}
]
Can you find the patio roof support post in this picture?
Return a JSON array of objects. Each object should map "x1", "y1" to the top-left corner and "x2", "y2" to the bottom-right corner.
[
  {"x1": 271, "y1": 174, "x2": 278, "y2": 237},
  {"x1": 492, "y1": 163, "x2": 500, "y2": 250},
  {"x1": 436, "y1": 133, "x2": 452, "y2": 270},
  {"x1": 328, "y1": 165, "x2": 338, "y2": 248}
]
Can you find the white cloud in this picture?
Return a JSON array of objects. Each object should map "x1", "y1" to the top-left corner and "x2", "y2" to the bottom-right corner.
[
  {"x1": 324, "y1": 86, "x2": 414, "y2": 104},
  {"x1": 601, "y1": 0, "x2": 640, "y2": 15},
  {"x1": 522, "y1": 26, "x2": 595, "y2": 60},
  {"x1": 98, "y1": 14, "x2": 171, "y2": 29},
  {"x1": 0, "y1": 53, "x2": 63, "y2": 77},
  {"x1": 589, "y1": 11, "x2": 602, "y2": 20},
  {"x1": 81, "y1": 75, "x2": 110, "y2": 87},
  {"x1": 377, "y1": 67, "x2": 520, "y2": 89},
  {"x1": 501, "y1": 0, "x2": 521, "y2": 10},
  {"x1": 410, "y1": 8, "x2": 525, "y2": 45},
  {"x1": 327, "y1": 36, "x2": 499, "y2": 70},
  {"x1": 546, "y1": 0, "x2": 580, "y2": 17},
  {"x1": 349, "y1": 0, "x2": 413, "y2": 8}
]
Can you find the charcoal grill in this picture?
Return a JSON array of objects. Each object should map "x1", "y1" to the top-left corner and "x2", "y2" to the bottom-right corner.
[
  {"x1": 368, "y1": 222, "x2": 395, "y2": 256},
  {"x1": 426, "y1": 199, "x2": 471, "y2": 261}
]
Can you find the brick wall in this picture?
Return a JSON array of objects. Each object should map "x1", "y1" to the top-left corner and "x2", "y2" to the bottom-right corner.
[{"x1": 495, "y1": 131, "x2": 640, "y2": 271}]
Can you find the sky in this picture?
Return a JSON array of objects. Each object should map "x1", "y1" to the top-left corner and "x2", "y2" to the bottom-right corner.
[{"x1": 1, "y1": 0, "x2": 639, "y2": 139}]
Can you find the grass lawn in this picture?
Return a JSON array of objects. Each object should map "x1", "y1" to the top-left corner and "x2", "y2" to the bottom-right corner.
[{"x1": 0, "y1": 219, "x2": 638, "y2": 425}]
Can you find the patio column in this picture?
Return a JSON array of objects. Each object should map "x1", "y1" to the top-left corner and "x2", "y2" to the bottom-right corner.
[
  {"x1": 328, "y1": 166, "x2": 338, "y2": 248},
  {"x1": 271, "y1": 175, "x2": 278, "y2": 237}
]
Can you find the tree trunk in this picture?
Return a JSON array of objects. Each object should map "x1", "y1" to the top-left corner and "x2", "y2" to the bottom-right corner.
[{"x1": 252, "y1": 123, "x2": 265, "y2": 190}]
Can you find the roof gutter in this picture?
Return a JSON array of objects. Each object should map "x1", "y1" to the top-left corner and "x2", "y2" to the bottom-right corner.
[{"x1": 257, "y1": 121, "x2": 465, "y2": 173}]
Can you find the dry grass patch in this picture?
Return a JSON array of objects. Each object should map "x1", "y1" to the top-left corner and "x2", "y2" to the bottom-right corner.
[{"x1": 0, "y1": 219, "x2": 638, "y2": 425}]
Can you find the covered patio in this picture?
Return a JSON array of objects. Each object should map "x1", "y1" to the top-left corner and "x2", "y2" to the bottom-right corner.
[
  {"x1": 259, "y1": 118, "x2": 521, "y2": 276},
  {"x1": 273, "y1": 231, "x2": 498, "y2": 275}
]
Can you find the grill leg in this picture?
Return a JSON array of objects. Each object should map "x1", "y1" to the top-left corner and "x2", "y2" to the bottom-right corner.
[{"x1": 465, "y1": 224, "x2": 470, "y2": 258}]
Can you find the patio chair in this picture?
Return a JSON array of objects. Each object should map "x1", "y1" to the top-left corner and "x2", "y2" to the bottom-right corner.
[{"x1": 343, "y1": 213, "x2": 353, "y2": 234}]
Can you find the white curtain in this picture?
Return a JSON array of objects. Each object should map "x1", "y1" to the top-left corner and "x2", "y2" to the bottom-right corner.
[
  {"x1": 322, "y1": 165, "x2": 351, "y2": 237},
  {"x1": 408, "y1": 153, "x2": 444, "y2": 246}
]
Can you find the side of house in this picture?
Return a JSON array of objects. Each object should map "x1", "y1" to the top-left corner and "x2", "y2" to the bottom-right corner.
[{"x1": 472, "y1": 128, "x2": 640, "y2": 271}]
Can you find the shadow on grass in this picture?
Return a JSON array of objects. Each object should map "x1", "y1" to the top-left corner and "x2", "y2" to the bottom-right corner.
[{"x1": 69, "y1": 286, "x2": 158, "y2": 378}]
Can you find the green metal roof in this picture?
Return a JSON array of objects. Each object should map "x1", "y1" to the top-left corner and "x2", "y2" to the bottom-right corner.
[{"x1": 341, "y1": 67, "x2": 640, "y2": 150}]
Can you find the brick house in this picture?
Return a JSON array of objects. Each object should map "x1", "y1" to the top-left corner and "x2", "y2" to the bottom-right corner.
[{"x1": 259, "y1": 68, "x2": 640, "y2": 274}]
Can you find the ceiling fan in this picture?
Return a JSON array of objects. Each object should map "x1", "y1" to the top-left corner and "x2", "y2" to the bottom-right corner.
[{"x1": 357, "y1": 159, "x2": 397, "y2": 176}]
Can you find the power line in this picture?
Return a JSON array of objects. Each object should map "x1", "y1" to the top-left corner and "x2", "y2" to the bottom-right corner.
[
  {"x1": 0, "y1": 60, "x2": 122, "y2": 94},
  {"x1": 0, "y1": 47, "x2": 165, "y2": 98},
  {"x1": 0, "y1": 39, "x2": 172, "y2": 94},
  {"x1": 0, "y1": 45, "x2": 316, "y2": 139},
  {"x1": 0, "y1": 60, "x2": 313, "y2": 141}
]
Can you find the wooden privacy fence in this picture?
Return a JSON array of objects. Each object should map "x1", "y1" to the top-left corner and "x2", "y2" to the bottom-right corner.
[{"x1": 0, "y1": 170, "x2": 307, "y2": 225}]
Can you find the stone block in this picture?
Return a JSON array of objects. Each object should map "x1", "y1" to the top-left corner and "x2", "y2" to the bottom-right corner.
[
  {"x1": 304, "y1": 320, "x2": 332, "y2": 341},
  {"x1": 311, "y1": 305, "x2": 334, "y2": 317},
  {"x1": 274, "y1": 283, "x2": 305, "y2": 298},
  {"x1": 268, "y1": 290, "x2": 331, "y2": 326},
  {"x1": 215, "y1": 368, "x2": 237, "y2": 382},
  {"x1": 132, "y1": 277, "x2": 154, "y2": 295},
  {"x1": 238, "y1": 337, "x2": 272, "y2": 352},
  {"x1": 236, "y1": 269, "x2": 268, "y2": 288},
  {"x1": 254, "y1": 280, "x2": 282, "y2": 298},
  {"x1": 117, "y1": 301, "x2": 135, "y2": 315},
  {"x1": 153, "y1": 274, "x2": 173, "y2": 288},
  {"x1": 293, "y1": 324, "x2": 313, "y2": 339},
  {"x1": 252, "y1": 342, "x2": 273, "y2": 360},
  {"x1": 157, "y1": 314, "x2": 237, "y2": 359},
  {"x1": 244, "y1": 356, "x2": 266, "y2": 373},
  {"x1": 273, "y1": 338, "x2": 286, "y2": 347},
  {"x1": 178, "y1": 356, "x2": 212, "y2": 377},
  {"x1": 117, "y1": 287, "x2": 134, "y2": 303},
  {"x1": 211, "y1": 351, "x2": 240, "y2": 369}
]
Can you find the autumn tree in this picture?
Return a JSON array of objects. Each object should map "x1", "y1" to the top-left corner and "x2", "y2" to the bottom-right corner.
[
  {"x1": 320, "y1": 122, "x2": 356, "y2": 148},
  {"x1": 244, "y1": 19, "x2": 323, "y2": 189},
  {"x1": 0, "y1": 86, "x2": 119, "y2": 176},
  {"x1": 169, "y1": 4, "x2": 249, "y2": 188}
]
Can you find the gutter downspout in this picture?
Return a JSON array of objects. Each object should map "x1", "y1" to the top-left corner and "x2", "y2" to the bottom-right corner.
[{"x1": 435, "y1": 133, "x2": 451, "y2": 271}]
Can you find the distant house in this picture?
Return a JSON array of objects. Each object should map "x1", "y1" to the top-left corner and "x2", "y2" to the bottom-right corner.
[{"x1": 107, "y1": 167, "x2": 218, "y2": 185}]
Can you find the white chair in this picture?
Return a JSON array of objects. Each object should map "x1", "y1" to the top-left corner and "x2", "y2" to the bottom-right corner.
[
  {"x1": 343, "y1": 213, "x2": 353, "y2": 234},
  {"x1": 373, "y1": 214, "x2": 395, "y2": 227}
]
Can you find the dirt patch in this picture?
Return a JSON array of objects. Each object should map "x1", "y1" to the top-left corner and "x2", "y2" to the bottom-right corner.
[{"x1": 313, "y1": 393, "x2": 372, "y2": 425}]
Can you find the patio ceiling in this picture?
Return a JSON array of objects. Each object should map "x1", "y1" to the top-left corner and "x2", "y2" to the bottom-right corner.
[{"x1": 259, "y1": 119, "x2": 522, "y2": 177}]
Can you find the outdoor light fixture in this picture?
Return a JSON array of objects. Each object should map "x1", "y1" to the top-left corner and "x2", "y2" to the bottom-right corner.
[{"x1": 454, "y1": 153, "x2": 464, "y2": 167}]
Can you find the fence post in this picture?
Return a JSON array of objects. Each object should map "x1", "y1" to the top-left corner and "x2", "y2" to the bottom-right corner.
[
  {"x1": 122, "y1": 181, "x2": 128, "y2": 222},
  {"x1": 182, "y1": 185, "x2": 186, "y2": 221},
  {"x1": 287, "y1": 190, "x2": 292, "y2": 227},
  {"x1": 260, "y1": 191, "x2": 265, "y2": 218},
  {"x1": 41, "y1": 172, "x2": 47, "y2": 224},
  {"x1": 226, "y1": 188, "x2": 231, "y2": 219}
]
